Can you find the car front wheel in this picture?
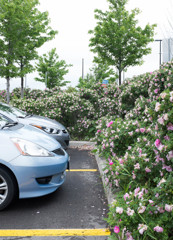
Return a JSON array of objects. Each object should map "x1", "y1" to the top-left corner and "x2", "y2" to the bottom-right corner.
[{"x1": 0, "y1": 168, "x2": 17, "y2": 211}]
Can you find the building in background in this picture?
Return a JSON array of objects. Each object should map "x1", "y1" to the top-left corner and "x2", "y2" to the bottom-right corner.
[{"x1": 163, "y1": 38, "x2": 173, "y2": 62}]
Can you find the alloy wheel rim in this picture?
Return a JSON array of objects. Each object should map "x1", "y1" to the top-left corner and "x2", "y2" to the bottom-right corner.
[{"x1": 0, "y1": 175, "x2": 8, "y2": 204}]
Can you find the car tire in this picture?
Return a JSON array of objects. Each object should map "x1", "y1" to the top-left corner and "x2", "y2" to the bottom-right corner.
[{"x1": 0, "y1": 168, "x2": 17, "y2": 211}]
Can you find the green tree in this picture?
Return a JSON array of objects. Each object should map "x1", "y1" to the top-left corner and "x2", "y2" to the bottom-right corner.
[
  {"x1": 15, "y1": 0, "x2": 57, "y2": 98},
  {"x1": 88, "y1": 0, "x2": 156, "y2": 85},
  {"x1": 35, "y1": 48, "x2": 72, "y2": 88},
  {"x1": 0, "y1": 0, "x2": 20, "y2": 103},
  {"x1": 0, "y1": 0, "x2": 57, "y2": 102},
  {"x1": 77, "y1": 61, "x2": 118, "y2": 89}
]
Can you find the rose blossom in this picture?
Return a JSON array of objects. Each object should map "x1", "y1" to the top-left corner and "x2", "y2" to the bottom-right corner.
[
  {"x1": 127, "y1": 207, "x2": 135, "y2": 216},
  {"x1": 140, "y1": 128, "x2": 145, "y2": 133},
  {"x1": 167, "y1": 123, "x2": 173, "y2": 130},
  {"x1": 154, "y1": 88, "x2": 159, "y2": 94},
  {"x1": 126, "y1": 232, "x2": 134, "y2": 240},
  {"x1": 157, "y1": 178, "x2": 166, "y2": 186},
  {"x1": 166, "y1": 151, "x2": 173, "y2": 160},
  {"x1": 145, "y1": 167, "x2": 151, "y2": 173},
  {"x1": 155, "y1": 139, "x2": 161, "y2": 148},
  {"x1": 138, "y1": 224, "x2": 148, "y2": 234},
  {"x1": 114, "y1": 226, "x2": 120, "y2": 233},
  {"x1": 160, "y1": 92, "x2": 167, "y2": 99},
  {"x1": 134, "y1": 187, "x2": 140, "y2": 197},
  {"x1": 158, "y1": 117, "x2": 164, "y2": 125},
  {"x1": 132, "y1": 172, "x2": 136, "y2": 179},
  {"x1": 154, "y1": 139, "x2": 164, "y2": 151},
  {"x1": 124, "y1": 193, "x2": 130, "y2": 201},
  {"x1": 153, "y1": 226, "x2": 164, "y2": 232},
  {"x1": 155, "y1": 102, "x2": 161, "y2": 112},
  {"x1": 107, "y1": 121, "x2": 114, "y2": 127},
  {"x1": 163, "y1": 113, "x2": 168, "y2": 120},
  {"x1": 165, "y1": 204, "x2": 173, "y2": 212},
  {"x1": 138, "y1": 205, "x2": 146, "y2": 213},
  {"x1": 158, "y1": 207, "x2": 165, "y2": 213},
  {"x1": 149, "y1": 200, "x2": 154, "y2": 204},
  {"x1": 164, "y1": 135, "x2": 170, "y2": 141},
  {"x1": 134, "y1": 163, "x2": 140, "y2": 169},
  {"x1": 116, "y1": 207, "x2": 123, "y2": 214}
]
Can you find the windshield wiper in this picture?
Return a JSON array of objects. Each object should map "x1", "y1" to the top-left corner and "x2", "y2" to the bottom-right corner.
[
  {"x1": 1, "y1": 122, "x2": 18, "y2": 129},
  {"x1": 25, "y1": 114, "x2": 33, "y2": 118},
  {"x1": 17, "y1": 114, "x2": 33, "y2": 118}
]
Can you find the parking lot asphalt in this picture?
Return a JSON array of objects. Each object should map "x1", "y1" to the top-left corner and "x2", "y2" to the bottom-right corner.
[{"x1": 0, "y1": 147, "x2": 110, "y2": 240}]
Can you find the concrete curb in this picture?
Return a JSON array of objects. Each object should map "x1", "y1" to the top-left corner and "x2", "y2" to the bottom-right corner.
[
  {"x1": 69, "y1": 141, "x2": 96, "y2": 148},
  {"x1": 69, "y1": 141, "x2": 115, "y2": 205}
]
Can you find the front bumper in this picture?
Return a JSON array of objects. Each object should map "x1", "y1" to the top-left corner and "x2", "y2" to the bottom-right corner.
[
  {"x1": 51, "y1": 130, "x2": 70, "y2": 149},
  {"x1": 10, "y1": 153, "x2": 69, "y2": 199}
]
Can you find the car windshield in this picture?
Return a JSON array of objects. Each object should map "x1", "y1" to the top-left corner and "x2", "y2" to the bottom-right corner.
[{"x1": 0, "y1": 103, "x2": 26, "y2": 118}]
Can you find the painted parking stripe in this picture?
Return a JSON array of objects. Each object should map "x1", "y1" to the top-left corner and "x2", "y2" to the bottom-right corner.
[
  {"x1": 66, "y1": 169, "x2": 98, "y2": 172},
  {"x1": 0, "y1": 229, "x2": 111, "y2": 236}
]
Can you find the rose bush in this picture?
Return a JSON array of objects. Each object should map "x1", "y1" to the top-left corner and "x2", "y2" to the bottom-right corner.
[{"x1": 95, "y1": 89, "x2": 173, "y2": 239}]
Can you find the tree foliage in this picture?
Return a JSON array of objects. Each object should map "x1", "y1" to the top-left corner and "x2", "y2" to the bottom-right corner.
[
  {"x1": 35, "y1": 48, "x2": 72, "y2": 88},
  {"x1": 0, "y1": 0, "x2": 57, "y2": 102},
  {"x1": 88, "y1": 0, "x2": 156, "y2": 85}
]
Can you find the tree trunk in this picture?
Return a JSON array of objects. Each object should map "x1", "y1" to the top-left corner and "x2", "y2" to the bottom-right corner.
[
  {"x1": 20, "y1": 58, "x2": 24, "y2": 98},
  {"x1": 119, "y1": 70, "x2": 122, "y2": 85},
  {"x1": 118, "y1": 57, "x2": 122, "y2": 85},
  {"x1": 21, "y1": 76, "x2": 24, "y2": 98},
  {"x1": 6, "y1": 77, "x2": 10, "y2": 103}
]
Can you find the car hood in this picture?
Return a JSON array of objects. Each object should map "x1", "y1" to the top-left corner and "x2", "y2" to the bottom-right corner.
[
  {"x1": 18, "y1": 115, "x2": 65, "y2": 130},
  {"x1": 1, "y1": 124, "x2": 61, "y2": 151}
]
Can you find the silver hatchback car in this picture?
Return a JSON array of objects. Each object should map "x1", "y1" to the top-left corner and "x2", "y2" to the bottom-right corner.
[{"x1": 0, "y1": 102, "x2": 70, "y2": 149}]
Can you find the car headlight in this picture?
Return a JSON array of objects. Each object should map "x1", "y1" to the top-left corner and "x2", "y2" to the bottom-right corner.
[
  {"x1": 11, "y1": 138, "x2": 54, "y2": 157},
  {"x1": 31, "y1": 124, "x2": 60, "y2": 134}
]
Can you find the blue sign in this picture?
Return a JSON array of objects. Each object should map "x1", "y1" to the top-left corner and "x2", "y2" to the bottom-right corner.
[{"x1": 102, "y1": 79, "x2": 109, "y2": 84}]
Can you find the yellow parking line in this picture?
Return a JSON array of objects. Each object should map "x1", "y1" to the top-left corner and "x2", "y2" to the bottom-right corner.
[
  {"x1": 66, "y1": 169, "x2": 98, "y2": 172},
  {"x1": 0, "y1": 229, "x2": 111, "y2": 236}
]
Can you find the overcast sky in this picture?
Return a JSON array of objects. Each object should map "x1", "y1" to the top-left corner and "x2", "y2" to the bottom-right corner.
[{"x1": 0, "y1": 0, "x2": 173, "y2": 90}]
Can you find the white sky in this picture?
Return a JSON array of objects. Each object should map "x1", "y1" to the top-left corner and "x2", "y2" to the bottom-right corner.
[{"x1": 0, "y1": 0, "x2": 173, "y2": 90}]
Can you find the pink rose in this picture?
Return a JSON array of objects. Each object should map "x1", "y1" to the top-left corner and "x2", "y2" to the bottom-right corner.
[
  {"x1": 145, "y1": 167, "x2": 151, "y2": 173},
  {"x1": 138, "y1": 224, "x2": 148, "y2": 234},
  {"x1": 155, "y1": 139, "x2": 161, "y2": 148},
  {"x1": 124, "y1": 193, "x2": 130, "y2": 201},
  {"x1": 165, "y1": 204, "x2": 173, "y2": 212},
  {"x1": 116, "y1": 207, "x2": 123, "y2": 214},
  {"x1": 140, "y1": 128, "x2": 145, "y2": 133},
  {"x1": 154, "y1": 89, "x2": 159, "y2": 94},
  {"x1": 167, "y1": 123, "x2": 173, "y2": 130},
  {"x1": 114, "y1": 226, "x2": 120, "y2": 233},
  {"x1": 107, "y1": 121, "x2": 114, "y2": 127},
  {"x1": 166, "y1": 151, "x2": 173, "y2": 160},
  {"x1": 153, "y1": 226, "x2": 164, "y2": 232}
]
